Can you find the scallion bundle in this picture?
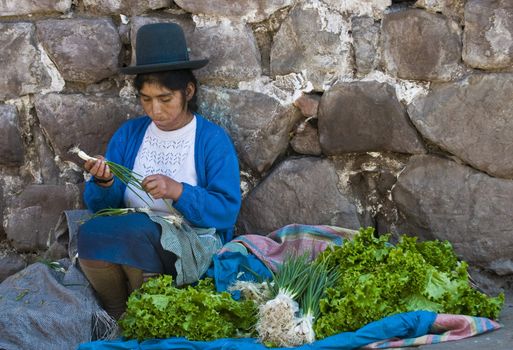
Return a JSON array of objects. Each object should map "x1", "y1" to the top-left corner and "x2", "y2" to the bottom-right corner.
[
  {"x1": 254, "y1": 253, "x2": 340, "y2": 347},
  {"x1": 255, "y1": 254, "x2": 308, "y2": 347},
  {"x1": 70, "y1": 146, "x2": 175, "y2": 213}
]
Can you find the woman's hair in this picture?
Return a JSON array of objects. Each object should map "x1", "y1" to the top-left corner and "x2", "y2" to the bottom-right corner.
[{"x1": 134, "y1": 69, "x2": 199, "y2": 112}]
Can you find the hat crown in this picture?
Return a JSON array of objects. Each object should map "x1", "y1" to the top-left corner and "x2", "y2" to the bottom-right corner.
[{"x1": 135, "y1": 23, "x2": 190, "y2": 66}]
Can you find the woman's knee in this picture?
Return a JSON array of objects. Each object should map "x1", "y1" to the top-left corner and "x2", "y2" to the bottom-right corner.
[{"x1": 79, "y1": 257, "x2": 116, "y2": 268}]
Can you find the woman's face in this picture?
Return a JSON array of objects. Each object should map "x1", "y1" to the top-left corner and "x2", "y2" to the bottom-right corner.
[{"x1": 139, "y1": 82, "x2": 194, "y2": 131}]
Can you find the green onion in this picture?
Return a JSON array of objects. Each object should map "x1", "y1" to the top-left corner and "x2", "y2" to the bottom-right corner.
[{"x1": 70, "y1": 146, "x2": 174, "y2": 212}]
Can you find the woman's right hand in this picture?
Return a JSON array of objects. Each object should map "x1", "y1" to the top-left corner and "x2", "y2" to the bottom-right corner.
[{"x1": 84, "y1": 155, "x2": 113, "y2": 186}]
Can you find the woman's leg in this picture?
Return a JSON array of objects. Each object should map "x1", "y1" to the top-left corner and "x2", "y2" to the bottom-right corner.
[{"x1": 79, "y1": 258, "x2": 128, "y2": 320}]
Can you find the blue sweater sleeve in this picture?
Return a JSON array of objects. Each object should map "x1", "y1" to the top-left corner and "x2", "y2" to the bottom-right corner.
[
  {"x1": 173, "y1": 129, "x2": 241, "y2": 231},
  {"x1": 83, "y1": 125, "x2": 129, "y2": 212}
]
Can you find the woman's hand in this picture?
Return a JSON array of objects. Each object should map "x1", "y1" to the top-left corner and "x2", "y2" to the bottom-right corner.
[
  {"x1": 142, "y1": 174, "x2": 183, "y2": 201},
  {"x1": 84, "y1": 156, "x2": 113, "y2": 186}
]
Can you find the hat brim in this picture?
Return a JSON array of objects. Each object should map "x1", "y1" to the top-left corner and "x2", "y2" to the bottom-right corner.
[{"x1": 119, "y1": 59, "x2": 209, "y2": 75}]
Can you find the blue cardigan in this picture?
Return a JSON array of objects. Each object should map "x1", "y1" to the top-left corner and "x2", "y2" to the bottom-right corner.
[{"x1": 83, "y1": 114, "x2": 241, "y2": 242}]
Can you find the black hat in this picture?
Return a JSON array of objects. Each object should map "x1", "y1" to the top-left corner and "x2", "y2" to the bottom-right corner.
[{"x1": 120, "y1": 23, "x2": 208, "y2": 75}]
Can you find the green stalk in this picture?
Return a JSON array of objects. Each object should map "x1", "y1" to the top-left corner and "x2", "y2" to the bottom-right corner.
[{"x1": 270, "y1": 253, "x2": 312, "y2": 300}]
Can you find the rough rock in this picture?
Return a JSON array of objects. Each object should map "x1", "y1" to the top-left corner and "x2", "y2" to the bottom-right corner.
[
  {"x1": 34, "y1": 93, "x2": 142, "y2": 160},
  {"x1": 4, "y1": 184, "x2": 80, "y2": 251},
  {"x1": 0, "y1": 23, "x2": 52, "y2": 100},
  {"x1": 270, "y1": 3, "x2": 352, "y2": 91},
  {"x1": 318, "y1": 81, "x2": 425, "y2": 155},
  {"x1": 0, "y1": 252, "x2": 26, "y2": 282},
  {"x1": 382, "y1": 9, "x2": 462, "y2": 81},
  {"x1": 0, "y1": 0, "x2": 71, "y2": 16},
  {"x1": 191, "y1": 19, "x2": 262, "y2": 85},
  {"x1": 408, "y1": 73, "x2": 513, "y2": 179},
  {"x1": 36, "y1": 19, "x2": 121, "y2": 84},
  {"x1": 322, "y1": 0, "x2": 391, "y2": 19},
  {"x1": 415, "y1": 0, "x2": 465, "y2": 22},
  {"x1": 238, "y1": 157, "x2": 361, "y2": 234},
  {"x1": 291, "y1": 123, "x2": 322, "y2": 156},
  {"x1": 352, "y1": 16, "x2": 380, "y2": 77},
  {"x1": 463, "y1": 0, "x2": 513, "y2": 70},
  {"x1": 392, "y1": 155, "x2": 513, "y2": 275},
  {"x1": 174, "y1": 0, "x2": 293, "y2": 23},
  {"x1": 0, "y1": 105, "x2": 24, "y2": 166},
  {"x1": 83, "y1": 0, "x2": 171, "y2": 15},
  {"x1": 293, "y1": 93, "x2": 320, "y2": 117},
  {"x1": 198, "y1": 86, "x2": 301, "y2": 173}
]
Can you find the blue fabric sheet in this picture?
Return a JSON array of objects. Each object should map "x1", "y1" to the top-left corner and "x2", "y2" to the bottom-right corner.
[
  {"x1": 205, "y1": 251, "x2": 273, "y2": 299},
  {"x1": 78, "y1": 310, "x2": 437, "y2": 350}
]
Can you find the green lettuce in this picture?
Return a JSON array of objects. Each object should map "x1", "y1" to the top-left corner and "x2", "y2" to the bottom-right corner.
[
  {"x1": 119, "y1": 276, "x2": 257, "y2": 341},
  {"x1": 314, "y1": 227, "x2": 504, "y2": 338}
]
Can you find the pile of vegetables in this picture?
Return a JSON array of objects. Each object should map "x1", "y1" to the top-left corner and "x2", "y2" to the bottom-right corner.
[
  {"x1": 314, "y1": 227, "x2": 504, "y2": 338},
  {"x1": 117, "y1": 227, "x2": 504, "y2": 346},
  {"x1": 118, "y1": 276, "x2": 256, "y2": 341}
]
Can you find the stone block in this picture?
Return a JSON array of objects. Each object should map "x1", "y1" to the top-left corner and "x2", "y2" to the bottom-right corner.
[
  {"x1": 318, "y1": 81, "x2": 425, "y2": 155},
  {"x1": 393, "y1": 155, "x2": 513, "y2": 275},
  {"x1": 352, "y1": 16, "x2": 380, "y2": 77},
  {"x1": 463, "y1": 0, "x2": 513, "y2": 69},
  {"x1": 36, "y1": 19, "x2": 121, "y2": 84},
  {"x1": 408, "y1": 73, "x2": 513, "y2": 179},
  {"x1": 198, "y1": 86, "x2": 301, "y2": 173},
  {"x1": 270, "y1": 3, "x2": 352, "y2": 91},
  {"x1": 0, "y1": 0, "x2": 71, "y2": 16},
  {"x1": 174, "y1": 0, "x2": 293, "y2": 23},
  {"x1": 238, "y1": 157, "x2": 361, "y2": 234},
  {"x1": 83, "y1": 0, "x2": 171, "y2": 15},
  {"x1": 382, "y1": 9, "x2": 462, "y2": 81},
  {"x1": 4, "y1": 184, "x2": 80, "y2": 251},
  {"x1": 0, "y1": 23, "x2": 52, "y2": 100},
  {"x1": 290, "y1": 123, "x2": 322, "y2": 156},
  {"x1": 34, "y1": 93, "x2": 142, "y2": 160}
]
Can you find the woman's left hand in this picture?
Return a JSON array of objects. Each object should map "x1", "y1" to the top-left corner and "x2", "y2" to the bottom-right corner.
[{"x1": 142, "y1": 174, "x2": 183, "y2": 201}]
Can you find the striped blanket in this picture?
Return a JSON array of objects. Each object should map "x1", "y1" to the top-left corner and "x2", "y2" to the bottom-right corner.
[
  {"x1": 220, "y1": 223, "x2": 359, "y2": 271},
  {"x1": 364, "y1": 314, "x2": 501, "y2": 348}
]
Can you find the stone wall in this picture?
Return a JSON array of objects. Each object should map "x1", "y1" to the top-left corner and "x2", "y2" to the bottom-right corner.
[{"x1": 1, "y1": 0, "x2": 512, "y2": 293}]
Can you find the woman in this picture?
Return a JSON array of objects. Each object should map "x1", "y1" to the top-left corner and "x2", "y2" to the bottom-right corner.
[{"x1": 77, "y1": 23, "x2": 241, "y2": 319}]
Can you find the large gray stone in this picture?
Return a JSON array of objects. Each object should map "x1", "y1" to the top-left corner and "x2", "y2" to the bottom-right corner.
[
  {"x1": 191, "y1": 20, "x2": 262, "y2": 85},
  {"x1": 0, "y1": 23, "x2": 52, "y2": 100},
  {"x1": 34, "y1": 93, "x2": 142, "y2": 160},
  {"x1": 4, "y1": 184, "x2": 80, "y2": 251},
  {"x1": 0, "y1": 0, "x2": 71, "y2": 16},
  {"x1": 463, "y1": 0, "x2": 513, "y2": 70},
  {"x1": 198, "y1": 86, "x2": 301, "y2": 173},
  {"x1": 83, "y1": 0, "x2": 170, "y2": 15},
  {"x1": 238, "y1": 157, "x2": 361, "y2": 234},
  {"x1": 408, "y1": 73, "x2": 513, "y2": 179},
  {"x1": 318, "y1": 81, "x2": 426, "y2": 155},
  {"x1": 392, "y1": 155, "x2": 513, "y2": 275},
  {"x1": 270, "y1": 3, "x2": 352, "y2": 91},
  {"x1": 382, "y1": 9, "x2": 462, "y2": 81},
  {"x1": 0, "y1": 105, "x2": 24, "y2": 166},
  {"x1": 36, "y1": 19, "x2": 121, "y2": 84},
  {"x1": 352, "y1": 16, "x2": 380, "y2": 77},
  {"x1": 174, "y1": 0, "x2": 293, "y2": 23}
]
